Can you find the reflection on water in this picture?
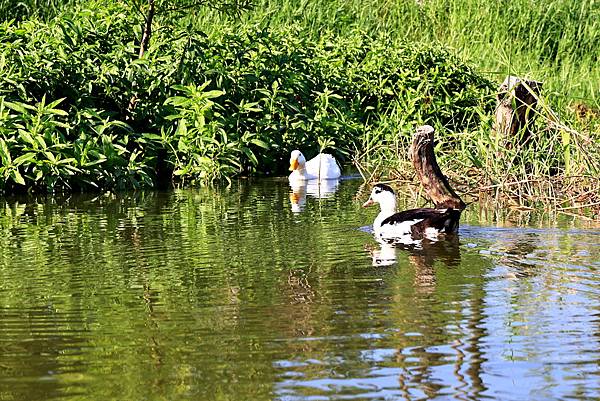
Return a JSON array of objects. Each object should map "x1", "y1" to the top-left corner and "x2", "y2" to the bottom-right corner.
[
  {"x1": 289, "y1": 178, "x2": 340, "y2": 212},
  {"x1": 366, "y1": 233, "x2": 462, "y2": 270},
  {"x1": 0, "y1": 179, "x2": 599, "y2": 400},
  {"x1": 366, "y1": 239, "x2": 398, "y2": 267}
]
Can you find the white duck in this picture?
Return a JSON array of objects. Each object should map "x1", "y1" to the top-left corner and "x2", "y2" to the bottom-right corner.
[
  {"x1": 363, "y1": 183, "x2": 461, "y2": 242},
  {"x1": 288, "y1": 150, "x2": 341, "y2": 181}
]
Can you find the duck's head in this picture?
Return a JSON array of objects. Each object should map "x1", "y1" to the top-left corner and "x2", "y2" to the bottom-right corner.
[
  {"x1": 362, "y1": 183, "x2": 396, "y2": 210},
  {"x1": 289, "y1": 150, "x2": 306, "y2": 171}
]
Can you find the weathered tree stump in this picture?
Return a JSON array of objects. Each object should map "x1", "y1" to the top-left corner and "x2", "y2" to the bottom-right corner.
[
  {"x1": 494, "y1": 76, "x2": 543, "y2": 145},
  {"x1": 410, "y1": 125, "x2": 466, "y2": 210}
]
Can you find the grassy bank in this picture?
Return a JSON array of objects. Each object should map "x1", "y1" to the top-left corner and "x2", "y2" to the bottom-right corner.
[{"x1": 0, "y1": 0, "x2": 598, "y2": 215}]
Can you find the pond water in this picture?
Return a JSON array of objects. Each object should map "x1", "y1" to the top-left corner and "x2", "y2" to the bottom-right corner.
[{"x1": 1, "y1": 178, "x2": 599, "y2": 400}]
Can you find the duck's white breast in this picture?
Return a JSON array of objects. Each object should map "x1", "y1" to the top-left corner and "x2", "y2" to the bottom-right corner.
[{"x1": 375, "y1": 218, "x2": 423, "y2": 238}]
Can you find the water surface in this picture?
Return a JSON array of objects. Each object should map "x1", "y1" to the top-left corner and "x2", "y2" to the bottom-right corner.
[{"x1": 1, "y1": 178, "x2": 599, "y2": 400}]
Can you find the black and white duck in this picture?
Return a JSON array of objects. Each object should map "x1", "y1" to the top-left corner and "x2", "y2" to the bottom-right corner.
[{"x1": 362, "y1": 183, "x2": 461, "y2": 243}]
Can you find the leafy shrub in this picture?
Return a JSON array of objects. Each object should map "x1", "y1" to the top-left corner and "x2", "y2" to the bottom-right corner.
[
  {"x1": 0, "y1": 1, "x2": 493, "y2": 192},
  {"x1": 162, "y1": 26, "x2": 493, "y2": 175}
]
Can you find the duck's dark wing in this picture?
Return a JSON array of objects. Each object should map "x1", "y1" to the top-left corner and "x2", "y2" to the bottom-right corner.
[
  {"x1": 411, "y1": 208, "x2": 461, "y2": 238},
  {"x1": 380, "y1": 208, "x2": 449, "y2": 225},
  {"x1": 381, "y1": 208, "x2": 461, "y2": 238}
]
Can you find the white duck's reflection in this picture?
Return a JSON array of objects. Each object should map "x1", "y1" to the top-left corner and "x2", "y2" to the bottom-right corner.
[{"x1": 289, "y1": 178, "x2": 340, "y2": 213}]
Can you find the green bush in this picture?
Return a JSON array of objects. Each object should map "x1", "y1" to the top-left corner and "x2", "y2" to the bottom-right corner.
[{"x1": 0, "y1": 1, "x2": 493, "y2": 192}]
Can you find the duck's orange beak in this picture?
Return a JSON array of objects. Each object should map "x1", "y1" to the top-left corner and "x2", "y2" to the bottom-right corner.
[
  {"x1": 289, "y1": 158, "x2": 299, "y2": 171},
  {"x1": 362, "y1": 198, "x2": 374, "y2": 208}
]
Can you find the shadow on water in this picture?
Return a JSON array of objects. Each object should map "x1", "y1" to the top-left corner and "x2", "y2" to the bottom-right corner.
[{"x1": 0, "y1": 179, "x2": 599, "y2": 400}]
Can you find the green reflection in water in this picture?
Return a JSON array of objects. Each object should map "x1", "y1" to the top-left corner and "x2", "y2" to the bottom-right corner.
[{"x1": 0, "y1": 178, "x2": 599, "y2": 400}]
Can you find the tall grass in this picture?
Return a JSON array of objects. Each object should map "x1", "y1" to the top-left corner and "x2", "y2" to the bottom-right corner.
[
  {"x1": 0, "y1": 0, "x2": 80, "y2": 20},
  {"x1": 201, "y1": 0, "x2": 599, "y2": 109},
  {"x1": 353, "y1": 105, "x2": 600, "y2": 216},
  {"x1": 5, "y1": 0, "x2": 598, "y2": 107}
]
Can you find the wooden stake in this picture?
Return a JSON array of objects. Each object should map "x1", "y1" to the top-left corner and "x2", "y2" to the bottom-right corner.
[{"x1": 494, "y1": 76, "x2": 543, "y2": 145}]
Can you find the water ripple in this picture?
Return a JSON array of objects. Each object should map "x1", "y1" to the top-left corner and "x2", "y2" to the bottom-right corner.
[{"x1": 0, "y1": 182, "x2": 599, "y2": 400}]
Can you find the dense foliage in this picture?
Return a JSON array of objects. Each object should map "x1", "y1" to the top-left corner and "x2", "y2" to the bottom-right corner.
[{"x1": 0, "y1": 1, "x2": 493, "y2": 192}]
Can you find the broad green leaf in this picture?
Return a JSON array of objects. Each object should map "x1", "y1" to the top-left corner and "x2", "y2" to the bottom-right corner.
[
  {"x1": 143, "y1": 133, "x2": 163, "y2": 141},
  {"x1": 48, "y1": 108, "x2": 69, "y2": 117},
  {"x1": 36, "y1": 136, "x2": 47, "y2": 149},
  {"x1": 250, "y1": 139, "x2": 269, "y2": 149},
  {"x1": 0, "y1": 138, "x2": 11, "y2": 165},
  {"x1": 10, "y1": 169, "x2": 25, "y2": 185},
  {"x1": 242, "y1": 148, "x2": 258, "y2": 165},
  {"x1": 4, "y1": 101, "x2": 35, "y2": 114},
  {"x1": 44, "y1": 151, "x2": 56, "y2": 163},
  {"x1": 18, "y1": 129, "x2": 37, "y2": 147},
  {"x1": 176, "y1": 120, "x2": 187, "y2": 137},
  {"x1": 204, "y1": 90, "x2": 224, "y2": 99},
  {"x1": 13, "y1": 152, "x2": 36, "y2": 165},
  {"x1": 47, "y1": 98, "x2": 66, "y2": 110}
]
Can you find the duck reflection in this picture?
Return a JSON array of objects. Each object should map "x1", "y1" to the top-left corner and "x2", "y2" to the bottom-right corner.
[
  {"x1": 366, "y1": 239, "x2": 399, "y2": 267},
  {"x1": 289, "y1": 178, "x2": 340, "y2": 213},
  {"x1": 367, "y1": 234, "x2": 461, "y2": 271}
]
